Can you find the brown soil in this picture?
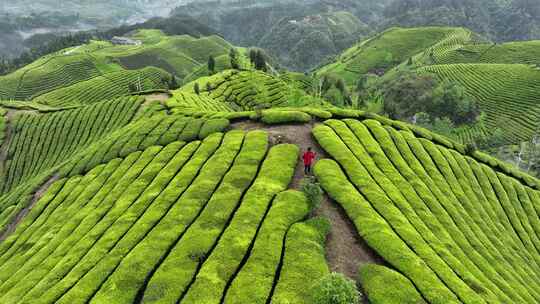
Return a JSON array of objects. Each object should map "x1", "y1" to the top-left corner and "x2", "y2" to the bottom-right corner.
[
  {"x1": 232, "y1": 121, "x2": 384, "y2": 281},
  {"x1": 0, "y1": 173, "x2": 60, "y2": 241}
]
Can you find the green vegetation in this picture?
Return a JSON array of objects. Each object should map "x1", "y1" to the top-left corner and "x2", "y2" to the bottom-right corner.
[
  {"x1": 434, "y1": 41, "x2": 540, "y2": 65},
  {"x1": 170, "y1": 70, "x2": 303, "y2": 112},
  {"x1": 318, "y1": 27, "x2": 472, "y2": 84},
  {"x1": 0, "y1": 108, "x2": 6, "y2": 147},
  {"x1": 0, "y1": 30, "x2": 244, "y2": 107},
  {"x1": 180, "y1": 144, "x2": 299, "y2": 304},
  {"x1": 259, "y1": 110, "x2": 312, "y2": 125},
  {"x1": 33, "y1": 67, "x2": 171, "y2": 106},
  {"x1": 318, "y1": 26, "x2": 540, "y2": 150},
  {"x1": 141, "y1": 130, "x2": 269, "y2": 303},
  {"x1": 259, "y1": 11, "x2": 369, "y2": 71},
  {"x1": 271, "y1": 218, "x2": 331, "y2": 304},
  {"x1": 314, "y1": 117, "x2": 540, "y2": 303},
  {"x1": 0, "y1": 54, "x2": 104, "y2": 101},
  {"x1": 3, "y1": 17, "x2": 540, "y2": 304},
  {"x1": 420, "y1": 64, "x2": 540, "y2": 144},
  {"x1": 359, "y1": 264, "x2": 426, "y2": 304},
  {"x1": 312, "y1": 272, "x2": 361, "y2": 304},
  {"x1": 223, "y1": 190, "x2": 311, "y2": 304},
  {"x1": 0, "y1": 97, "x2": 142, "y2": 195}
]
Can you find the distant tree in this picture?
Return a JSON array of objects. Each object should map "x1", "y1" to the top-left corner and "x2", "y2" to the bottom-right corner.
[
  {"x1": 321, "y1": 75, "x2": 333, "y2": 93},
  {"x1": 356, "y1": 75, "x2": 368, "y2": 93},
  {"x1": 229, "y1": 48, "x2": 240, "y2": 69},
  {"x1": 194, "y1": 83, "x2": 200, "y2": 95},
  {"x1": 324, "y1": 87, "x2": 344, "y2": 107},
  {"x1": 380, "y1": 70, "x2": 479, "y2": 124},
  {"x1": 254, "y1": 50, "x2": 267, "y2": 71},
  {"x1": 169, "y1": 76, "x2": 179, "y2": 89},
  {"x1": 336, "y1": 78, "x2": 346, "y2": 95},
  {"x1": 208, "y1": 55, "x2": 216, "y2": 74},
  {"x1": 249, "y1": 49, "x2": 257, "y2": 66}
]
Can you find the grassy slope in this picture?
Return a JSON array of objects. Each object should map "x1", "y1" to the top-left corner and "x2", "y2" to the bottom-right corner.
[
  {"x1": 0, "y1": 30, "x2": 239, "y2": 104},
  {"x1": 419, "y1": 63, "x2": 540, "y2": 144},
  {"x1": 317, "y1": 26, "x2": 473, "y2": 84},
  {"x1": 319, "y1": 26, "x2": 540, "y2": 145},
  {"x1": 2, "y1": 61, "x2": 540, "y2": 303},
  {"x1": 314, "y1": 116, "x2": 540, "y2": 304}
]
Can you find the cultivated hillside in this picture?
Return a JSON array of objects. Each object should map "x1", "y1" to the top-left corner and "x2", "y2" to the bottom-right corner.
[
  {"x1": 0, "y1": 30, "x2": 242, "y2": 105},
  {"x1": 318, "y1": 26, "x2": 540, "y2": 146},
  {"x1": 1, "y1": 87, "x2": 540, "y2": 303},
  {"x1": 1, "y1": 21, "x2": 540, "y2": 303},
  {"x1": 317, "y1": 26, "x2": 477, "y2": 84}
]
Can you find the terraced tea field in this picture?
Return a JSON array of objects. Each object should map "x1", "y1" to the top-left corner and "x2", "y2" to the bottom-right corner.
[
  {"x1": 317, "y1": 27, "x2": 474, "y2": 85},
  {"x1": 2, "y1": 91, "x2": 540, "y2": 303},
  {"x1": 2, "y1": 23, "x2": 540, "y2": 303},
  {"x1": 434, "y1": 40, "x2": 540, "y2": 65},
  {"x1": 421, "y1": 63, "x2": 540, "y2": 144},
  {"x1": 0, "y1": 97, "x2": 144, "y2": 195},
  {"x1": 0, "y1": 30, "x2": 243, "y2": 107},
  {"x1": 314, "y1": 117, "x2": 540, "y2": 303},
  {"x1": 0, "y1": 117, "x2": 329, "y2": 304},
  {"x1": 31, "y1": 67, "x2": 172, "y2": 106},
  {"x1": 169, "y1": 70, "x2": 309, "y2": 112},
  {"x1": 0, "y1": 55, "x2": 105, "y2": 101}
]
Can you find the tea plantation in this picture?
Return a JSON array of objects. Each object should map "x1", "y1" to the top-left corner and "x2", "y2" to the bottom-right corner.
[
  {"x1": 0, "y1": 30, "x2": 242, "y2": 105},
  {"x1": 318, "y1": 26, "x2": 540, "y2": 145},
  {"x1": 1, "y1": 24, "x2": 540, "y2": 304}
]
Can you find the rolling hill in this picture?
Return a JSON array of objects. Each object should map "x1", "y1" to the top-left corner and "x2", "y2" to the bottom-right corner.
[
  {"x1": 317, "y1": 26, "x2": 540, "y2": 146},
  {"x1": 2, "y1": 21, "x2": 540, "y2": 304},
  {"x1": 317, "y1": 26, "x2": 477, "y2": 85},
  {"x1": 0, "y1": 30, "x2": 242, "y2": 105},
  {"x1": 1, "y1": 85, "x2": 540, "y2": 303},
  {"x1": 257, "y1": 11, "x2": 369, "y2": 71}
]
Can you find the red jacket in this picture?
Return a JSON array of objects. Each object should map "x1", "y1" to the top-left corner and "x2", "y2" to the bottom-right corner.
[{"x1": 303, "y1": 151, "x2": 316, "y2": 165}]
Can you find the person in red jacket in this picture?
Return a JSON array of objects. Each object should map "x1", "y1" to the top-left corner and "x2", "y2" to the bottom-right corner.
[{"x1": 302, "y1": 147, "x2": 316, "y2": 175}]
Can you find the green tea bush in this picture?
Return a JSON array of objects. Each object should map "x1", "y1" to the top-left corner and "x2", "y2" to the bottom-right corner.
[
  {"x1": 359, "y1": 264, "x2": 426, "y2": 304},
  {"x1": 301, "y1": 176, "x2": 324, "y2": 210},
  {"x1": 198, "y1": 118, "x2": 230, "y2": 139},
  {"x1": 260, "y1": 110, "x2": 312, "y2": 125},
  {"x1": 314, "y1": 117, "x2": 540, "y2": 304},
  {"x1": 271, "y1": 218, "x2": 331, "y2": 304},
  {"x1": 223, "y1": 190, "x2": 311, "y2": 304},
  {"x1": 312, "y1": 272, "x2": 361, "y2": 304}
]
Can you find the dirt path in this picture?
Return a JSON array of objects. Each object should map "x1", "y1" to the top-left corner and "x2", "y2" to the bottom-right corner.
[
  {"x1": 144, "y1": 93, "x2": 172, "y2": 104},
  {"x1": 232, "y1": 121, "x2": 384, "y2": 281},
  {"x1": 0, "y1": 173, "x2": 60, "y2": 241}
]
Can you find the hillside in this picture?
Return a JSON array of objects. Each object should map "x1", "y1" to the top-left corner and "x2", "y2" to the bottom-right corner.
[
  {"x1": 318, "y1": 26, "x2": 540, "y2": 148},
  {"x1": 0, "y1": 30, "x2": 243, "y2": 105},
  {"x1": 258, "y1": 11, "x2": 369, "y2": 71},
  {"x1": 2, "y1": 18, "x2": 540, "y2": 303},
  {"x1": 1, "y1": 83, "x2": 540, "y2": 302},
  {"x1": 317, "y1": 26, "x2": 477, "y2": 84},
  {"x1": 174, "y1": 0, "x2": 391, "y2": 72},
  {"x1": 419, "y1": 64, "x2": 540, "y2": 144}
]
